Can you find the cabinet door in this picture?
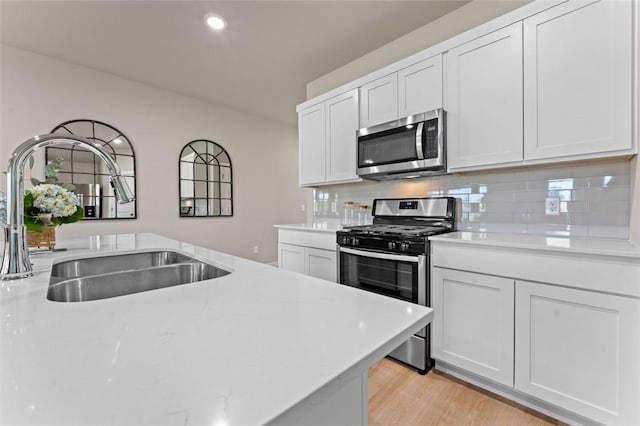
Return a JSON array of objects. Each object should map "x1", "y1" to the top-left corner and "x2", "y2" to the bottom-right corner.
[
  {"x1": 305, "y1": 248, "x2": 337, "y2": 282},
  {"x1": 325, "y1": 90, "x2": 359, "y2": 183},
  {"x1": 432, "y1": 268, "x2": 515, "y2": 386},
  {"x1": 447, "y1": 22, "x2": 524, "y2": 170},
  {"x1": 278, "y1": 243, "x2": 305, "y2": 274},
  {"x1": 523, "y1": 0, "x2": 633, "y2": 161},
  {"x1": 398, "y1": 55, "x2": 443, "y2": 118},
  {"x1": 515, "y1": 281, "x2": 640, "y2": 425},
  {"x1": 298, "y1": 103, "x2": 326, "y2": 185},
  {"x1": 359, "y1": 73, "x2": 398, "y2": 128}
]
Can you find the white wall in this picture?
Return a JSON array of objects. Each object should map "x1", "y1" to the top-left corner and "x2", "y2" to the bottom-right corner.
[
  {"x1": 0, "y1": 45, "x2": 306, "y2": 262},
  {"x1": 307, "y1": 0, "x2": 532, "y2": 98}
]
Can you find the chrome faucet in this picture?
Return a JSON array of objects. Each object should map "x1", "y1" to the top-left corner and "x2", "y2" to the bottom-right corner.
[{"x1": 1, "y1": 134, "x2": 135, "y2": 280}]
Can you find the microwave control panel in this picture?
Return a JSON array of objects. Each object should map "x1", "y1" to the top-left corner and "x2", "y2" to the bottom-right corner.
[{"x1": 424, "y1": 118, "x2": 439, "y2": 159}]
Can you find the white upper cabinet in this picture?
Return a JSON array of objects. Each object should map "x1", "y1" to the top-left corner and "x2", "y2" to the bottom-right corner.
[
  {"x1": 446, "y1": 23, "x2": 524, "y2": 170},
  {"x1": 523, "y1": 0, "x2": 633, "y2": 161},
  {"x1": 298, "y1": 90, "x2": 360, "y2": 186},
  {"x1": 359, "y1": 73, "x2": 398, "y2": 128},
  {"x1": 325, "y1": 90, "x2": 359, "y2": 183},
  {"x1": 299, "y1": 0, "x2": 636, "y2": 184},
  {"x1": 298, "y1": 103, "x2": 326, "y2": 185},
  {"x1": 447, "y1": 0, "x2": 634, "y2": 171},
  {"x1": 360, "y1": 55, "x2": 443, "y2": 129},
  {"x1": 398, "y1": 56, "x2": 443, "y2": 118}
]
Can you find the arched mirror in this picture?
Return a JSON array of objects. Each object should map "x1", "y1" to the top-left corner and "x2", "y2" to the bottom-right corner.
[
  {"x1": 179, "y1": 140, "x2": 233, "y2": 217},
  {"x1": 46, "y1": 119, "x2": 137, "y2": 219}
]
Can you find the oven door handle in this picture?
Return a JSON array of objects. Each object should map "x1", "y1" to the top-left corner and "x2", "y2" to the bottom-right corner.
[{"x1": 339, "y1": 247, "x2": 419, "y2": 263}]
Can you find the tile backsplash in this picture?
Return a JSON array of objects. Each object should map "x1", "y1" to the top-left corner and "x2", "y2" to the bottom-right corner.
[{"x1": 312, "y1": 159, "x2": 631, "y2": 239}]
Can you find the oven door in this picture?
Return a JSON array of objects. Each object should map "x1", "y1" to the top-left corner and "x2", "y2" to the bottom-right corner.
[{"x1": 338, "y1": 246, "x2": 426, "y2": 306}]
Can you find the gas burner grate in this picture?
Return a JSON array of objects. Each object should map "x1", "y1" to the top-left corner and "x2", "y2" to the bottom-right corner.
[{"x1": 344, "y1": 224, "x2": 448, "y2": 237}]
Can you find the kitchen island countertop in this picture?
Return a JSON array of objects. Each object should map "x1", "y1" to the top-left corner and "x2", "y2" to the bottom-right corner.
[{"x1": 1, "y1": 233, "x2": 431, "y2": 425}]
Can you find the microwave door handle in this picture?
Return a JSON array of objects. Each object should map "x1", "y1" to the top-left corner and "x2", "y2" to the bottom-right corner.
[{"x1": 415, "y1": 122, "x2": 424, "y2": 159}]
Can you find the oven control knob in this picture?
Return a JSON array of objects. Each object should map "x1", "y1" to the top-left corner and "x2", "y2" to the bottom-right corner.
[
  {"x1": 387, "y1": 241, "x2": 395, "y2": 251},
  {"x1": 400, "y1": 242, "x2": 410, "y2": 252},
  {"x1": 352, "y1": 237, "x2": 359, "y2": 247}
]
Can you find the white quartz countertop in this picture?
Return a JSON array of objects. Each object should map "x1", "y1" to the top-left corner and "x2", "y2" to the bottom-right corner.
[
  {"x1": 1, "y1": 233, "x2": 430, "y2": 425},
  {"x1": 430, "y1": 231, "x2": 640, "y2": 259},
  {"x1": 274, "y1": 222, "x2": 343, "y2": 233}
]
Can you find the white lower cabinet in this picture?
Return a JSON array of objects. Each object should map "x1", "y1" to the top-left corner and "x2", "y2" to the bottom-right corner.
[
  {"x1": 305, "y1": 248, "x2": 337, "y2": 282},
  {"x1": 514, "y1": 280, "x2": 640, "y2": 425},
  {"x1": 279, "y1": 243, "x2": 336, "y2": 282},
  {"x1": 432, "y1": 268, "x2": 514, "y2": 387},
  {"x1": 277, "y1": 228, "x2": 337, "y2": 282},
  {"x1": 431, "y1": 239, "x2": 640, "y2": 425},
  {"x1": 278, "y1": 243, "x2": 306, "y2": 274}
]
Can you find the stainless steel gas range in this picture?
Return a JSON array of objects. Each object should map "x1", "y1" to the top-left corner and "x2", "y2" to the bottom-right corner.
[{"x1": 336, "y1": 197, "x2": 456, "y2": 374}]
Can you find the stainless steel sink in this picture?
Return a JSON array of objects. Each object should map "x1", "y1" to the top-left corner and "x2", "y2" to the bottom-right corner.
[
  {"x1": 50, "y1": 251, "x2": 198, "y2": 280},
  {"x1": 47, "y1": 251, "x2": 230, "y2": 302}
]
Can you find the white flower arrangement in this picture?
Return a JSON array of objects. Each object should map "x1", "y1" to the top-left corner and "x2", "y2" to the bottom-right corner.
[
  {"x1": 0, "y1": 157, "x2": 84, "y2": 232},
  {"x1": 29, "y1": 184, "x2": 80, "y2": 219},
  {"x1": 23, "y1": 183, "x2": 84, "y2": 232}
]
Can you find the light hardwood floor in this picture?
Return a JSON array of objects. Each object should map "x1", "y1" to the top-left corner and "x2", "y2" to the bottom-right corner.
[{"x1": 368, "y1": 358, "x2": 565, "y2": 426}]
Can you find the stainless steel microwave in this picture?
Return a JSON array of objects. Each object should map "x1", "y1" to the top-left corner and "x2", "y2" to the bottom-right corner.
[{"x1": 356, "y1": 109, "x2": 446, "y2": 180}]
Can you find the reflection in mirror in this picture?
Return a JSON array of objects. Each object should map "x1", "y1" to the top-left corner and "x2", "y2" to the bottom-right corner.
[
  {"x1": 47, "y1": 120, "x2": 137, "y2": 220},
  {"x1": 179, "y1": 140, "x2": 233, "y2": 217}
]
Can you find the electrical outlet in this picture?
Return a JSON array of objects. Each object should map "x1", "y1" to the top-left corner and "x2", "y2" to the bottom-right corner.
[
  {"x1": 545, "y1": 197, "x2": 560, "y2": 215},
  {"x1": 253, "y1": 245, "x2": 259, "y2": 254},
  {"x1": 300, "y1": 204, "x2": 306, "y2": 212}
]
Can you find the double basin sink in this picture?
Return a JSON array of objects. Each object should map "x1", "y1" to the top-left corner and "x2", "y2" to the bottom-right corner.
[{"x1": 47, "y1": 250, "x2": 230, "y2": 302}]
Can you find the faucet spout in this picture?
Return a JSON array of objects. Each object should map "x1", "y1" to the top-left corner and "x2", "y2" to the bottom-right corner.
[{"x1": 1, "y1": 134, "x2": 135, "y2": 280}]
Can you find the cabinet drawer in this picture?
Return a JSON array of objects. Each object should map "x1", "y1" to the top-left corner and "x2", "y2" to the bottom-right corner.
[{"x1": 278, "y1": 229, "x2": 336, "y2": 251}]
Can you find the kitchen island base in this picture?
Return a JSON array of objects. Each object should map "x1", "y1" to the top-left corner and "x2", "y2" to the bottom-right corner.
[{"x1": 269, "y1": 371, "x2": 367, "y2": 425}]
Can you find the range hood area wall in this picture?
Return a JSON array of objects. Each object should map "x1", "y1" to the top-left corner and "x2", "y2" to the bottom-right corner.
[{"x1": 313, "y1": 158, "x2": 632, "y2": 240}]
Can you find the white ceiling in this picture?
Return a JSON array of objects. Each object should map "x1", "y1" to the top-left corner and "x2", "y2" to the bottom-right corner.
[{"x1": 0, "y1": 0, "x2": 469, "y2": 125}]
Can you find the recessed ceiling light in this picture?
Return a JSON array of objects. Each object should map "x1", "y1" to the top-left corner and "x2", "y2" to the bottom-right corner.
[{"x1": 205, "y1": 14, "x2": 226, "y2": 31}]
